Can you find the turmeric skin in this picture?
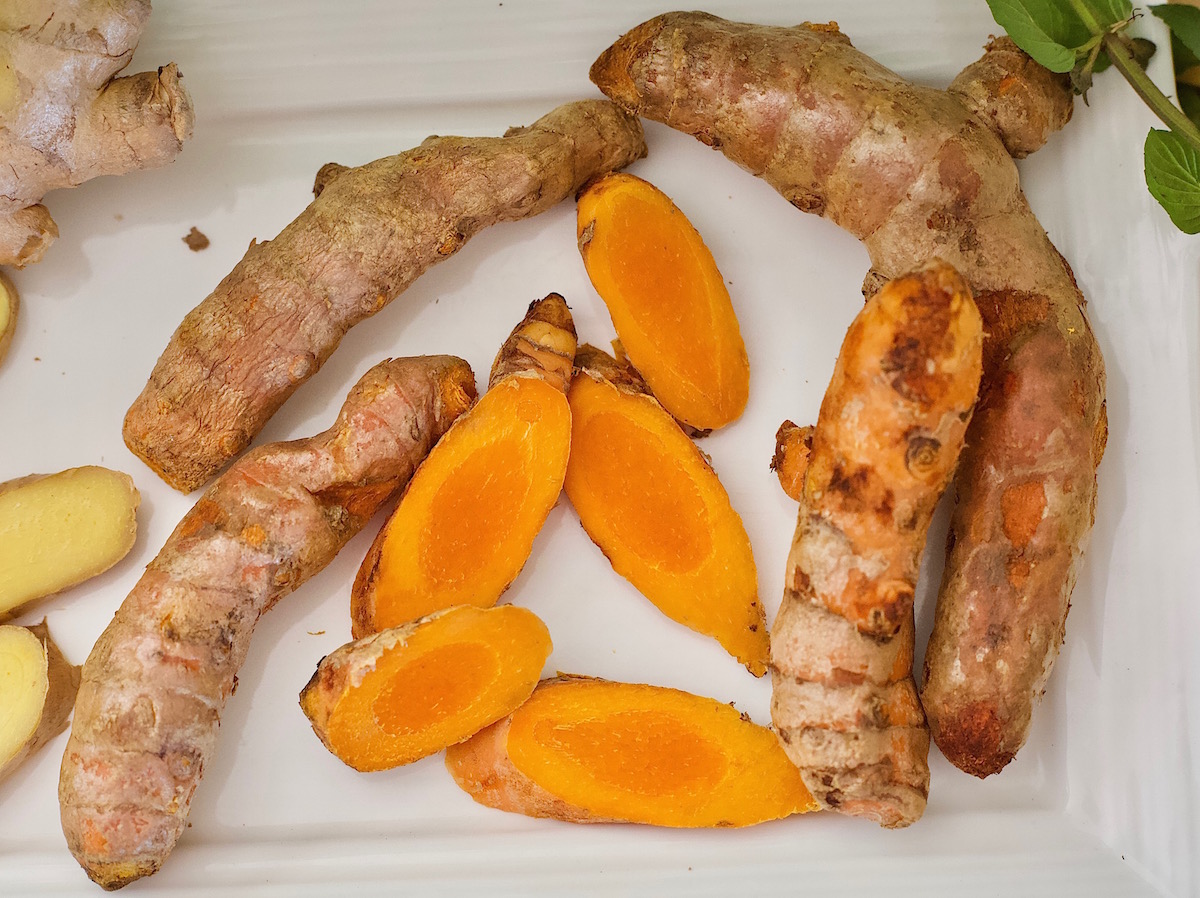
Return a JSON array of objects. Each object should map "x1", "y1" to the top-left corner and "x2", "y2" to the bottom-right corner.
[
  {"x1": 564, "y1": 345, "x2": 766, "y2": 675},
  {"x1": 770, "y1": 262, "x2": 983, "y2": 829},
  {"x1": 446, "y1": 676, "x2": 816, "y2": 827},
  {"x1": 301, "y1": 605, "x2": 551, "y2": 772},
  {"x1": 770, "y1": 421, "x2": 813, "y2": 504},
  {"x1": 59, "y1": 355, "x2": 476, "y2": 890},
  {"x1": 577, "y1": 173, "x2": 749, "y2": 432},
  {"x1": 352, "y1": 295, "x2": 576, "y2": 636}
]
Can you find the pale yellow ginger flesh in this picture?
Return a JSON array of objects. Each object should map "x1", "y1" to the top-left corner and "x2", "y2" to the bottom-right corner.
[
  {"x1": 0, "y1": 621, "x2": 80, "y2": 783},
  {"x1": 0, "y1": 273, "x2": 16, "y2": 365},
  {"x1": 0, "y1": 467, "x2": 140, "y2": 618}
]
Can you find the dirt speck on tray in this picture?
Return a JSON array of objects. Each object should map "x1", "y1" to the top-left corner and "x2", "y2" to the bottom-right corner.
[{"x1": 183, "y1": 227, "x2": 210, "y2": 252}]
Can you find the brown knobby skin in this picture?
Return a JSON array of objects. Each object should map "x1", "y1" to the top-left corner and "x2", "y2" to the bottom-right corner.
[
  {"x1": 592, "y1": 13, "x2": 1106, "y2": 777},
  {"x1": 564, "y1": 344, "x2": 767, "y2": 675},
  {"x1": 0, "y1": 1, "x2": 193, "y2": 267},
  {"x1": 0, "y1": 272, "x2": 17, "y2": 365},
  {"x1": 351, "y1": 295, "x2": 576, "y2": 636},
  {"x1": 124, "y1": 101, "x2": 646, "y2": 494},
  {"x1": 301, "y1": 605, "x2": 551, "y2": 772},
  {"x1": 770, "y1": 262, "x2": 983, "y2": 828},
  {"x1": 446, "y1": 676, "x2": 817, "y2": 827},
  {"x1": 577, "y1": 172, "x2": 750, "y2": 431},
  {"x1": 771, "y1": 420, "x2": 813, "y2": 504},
  {"x1": 0, "y1": 467, "x2": 140, "y2": 620},
  {"x1": 59, "y1": 355, "x2": 475, "y2": 890},
  {"x1": 0, "y1": 620, "x2": 80, "y2": 784}
]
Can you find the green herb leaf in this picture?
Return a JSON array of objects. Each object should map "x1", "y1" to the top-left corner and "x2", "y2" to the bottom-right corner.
[
  {"x1": 1076, "y1": 0, "x2": 1132, "y2": 30},
  {"x1": 985, "y1": 0, "x2": 1088, "y2": 71},
  {"x1": 1179, "y1": 84, "x2": 1200, "y2": 130},
  {"x1": 1151, "y1": 4, "x2": 1200, "y2": 63},
  {"x1": 1172, "y1": 32, "x2": 1200, "y2": 74},
  {"x1": 1145, "y1": 128, "x2": 1200, "y2": 233}
]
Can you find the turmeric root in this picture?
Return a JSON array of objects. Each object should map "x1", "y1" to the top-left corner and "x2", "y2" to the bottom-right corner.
[
  {"x1": 59, "y1": 355, "x2": 475, "y2": 890},
  {"x1": 446, "y1": 676, "x2": 816, "y2": 827},
  {"x1": 301, "y1": 605, "x2": 551, "y2": 772},
  {"x1": 592, "y1": 14, "x2": 1106, "y2": 776},
  {"x1": 351, "y1": 295, "x2": 576, "y2": 636},
  {"x1": 124, "y1": 100, "x2": 645, "y2": 494},
  {"x1": 0, "y1": 621, "x2": 80, "y2": 784},
  {"x1": 564, "y1": 345, "x2": 766, "y2": 675},
  {"x1": 0, "y1": 466, "x2": 140, "y2": 619},
  {"x1": 0, "y1": 1, "x2": 194, "y2": 267},
  {"x1": 770, "y1": 262, "x2": 983, "y2": 828},
  {"x1": 577, "y1": 172, "x2": 749, "y2": 431},
  {"x1": 0, "y1": 272, "x2": 16, "y2": 366}
]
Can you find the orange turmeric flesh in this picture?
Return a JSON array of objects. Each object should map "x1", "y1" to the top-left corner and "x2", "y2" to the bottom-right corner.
[
  {"x1": 564, "y1": 346, "x2": 766, "y2": 675},
  {"x1": 577, "y1": 173, "x2": 749, "y2": 432},
  {"x1": 301, "y1": 606, "x2": 551, "y2": 772},
  {"x1": 352, "y1": 296, "x2": 576, "y2": 636},
  {"x1": 446, "y1": 677, "x2": 816, "y2": 826}
]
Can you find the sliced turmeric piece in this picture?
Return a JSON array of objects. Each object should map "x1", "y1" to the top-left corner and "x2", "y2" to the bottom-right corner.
[
  {"x1": 577, "y1": 172, "x2": 749, "y2": 432},
  {"x1": 564, "y1": 345, "x2": 766, "y2": 675},
  {"x1": 301, "y1": 605, "x2": 551, "y2": 772},
  {"x1": 446, "y1": 676, "x2": 817, "y2": 826},
  {"x1": 770, "y1": 420, "x2": 812, "y2": 503},
  {"x1": 351, "y1": 295, "x2": 576, "y2": 636}
]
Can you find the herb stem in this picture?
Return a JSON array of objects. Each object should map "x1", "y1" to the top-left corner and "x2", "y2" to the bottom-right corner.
[{"x1": 1102, "y1": 31, "x2": 1200, "y2": 152}]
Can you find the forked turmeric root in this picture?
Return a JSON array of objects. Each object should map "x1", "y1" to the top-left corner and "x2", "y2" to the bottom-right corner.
[
  {"x1": 564, "y1": 345, "x2": 767, "y2": 675},
  {"x1": 351, "y1": 295, "x2": 576, "y2": 636},
  {"x1": 577, "y1": 173, "x2": 749, "y2": 432},
  {"x1": 301, "y1": 605, "x2": 551, "y2": 772},
  {"x1": 592, "y1": 11, "x2": 1107, "y2": 778},
  {"x1": 770, "y1": 261, "x2": 983, "y2": 828},
  {"x1": 446, "y1": 676, "x2": 817, "y2": 826}
]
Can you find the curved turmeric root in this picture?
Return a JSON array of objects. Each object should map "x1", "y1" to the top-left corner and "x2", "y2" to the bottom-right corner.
[
  {"x1": 446, "y1": 676, "x2": 816, "y2": 827},
  {"x1": 352, "y1": 296, "x2": 576, "y2": 636},
  {"x1": 301, "y1": 605, "x2": 551, "y2": 772},
  {"x1": 770, "y1": 262, "x2": 983, "y2": 828},
  {"x1": 564, "y1": 345, "x2": 766, "y2": 674},
  {"x1": 59, "y1": 355, "x2": 475, "y2": 890},
  {"x1": 577, "y1": 173, "x2": 749, "y2": 432}
]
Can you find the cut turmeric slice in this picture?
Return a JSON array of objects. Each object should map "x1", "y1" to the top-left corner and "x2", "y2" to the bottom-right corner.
[
  {"x1": 301, "y1": 605, "x2": 551, "y2": 772},
  {"x1": 351, "y1": 296, "x2": 576, "y2": 636},
  {"x1": 446, "y1": 676, "x2": 817, "y2": 826},
  {"x1": 577, "y1": 172, "x2": 749, "y2": 432},
  {"x1": 564, "y1": 345, "x2": 767, "y2": 675}
]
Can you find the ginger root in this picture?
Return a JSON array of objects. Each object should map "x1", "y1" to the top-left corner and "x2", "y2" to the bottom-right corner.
[
  {"x1": 0, "y1": 466, "x2": 140, "y2": 620},
  {"x1": 124, "y1": 100, "x2": 646, "y2": 494},
  {"x1": 592, "y1": 14, "x2": 1106, "y2": 777},
  {"x1": 446, "y1": 676, "x2": 817, "y2": 827},
  {"x1": 59, "y1": 355, "x2": 475, "y2": 890},
  {"x1": 0, "y1": 272, "x2": 17, "y2": 366},
  {"x1": 770, "y1": 262, "x2": 983, "y2": 828},
  {"x1": 0, "y1": 0, "x2": 194, "y2": 267},
  {"x1": 577, "y1": 172, "x2": 749, "y2": 432},
  {"x1": 301, "y1": 605, "x2": 551, "y2": 772},
  {"x1": 352, "y1": 295, "x2": 576, "y2": 636},
  {"x1": 0, "y1": 621, "x2": 80, "y2": 784},
  {"x1": 564, "y1": 345, "x2": 766, "y2": 675}
]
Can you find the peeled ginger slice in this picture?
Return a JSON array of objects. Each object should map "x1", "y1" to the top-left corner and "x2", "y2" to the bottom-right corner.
[{"x1": 0, "y1": 467, "x2": 140, "y2": 618}]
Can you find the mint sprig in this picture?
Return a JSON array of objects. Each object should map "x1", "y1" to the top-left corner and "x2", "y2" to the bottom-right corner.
[{"x1": 987, "y1": 0, "x2": 1200, "y2": 234}]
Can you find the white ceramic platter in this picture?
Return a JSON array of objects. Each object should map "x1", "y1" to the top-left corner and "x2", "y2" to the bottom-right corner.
[{"x1": 1, "y1": 1, "x2": 1196, "y2": 895}]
